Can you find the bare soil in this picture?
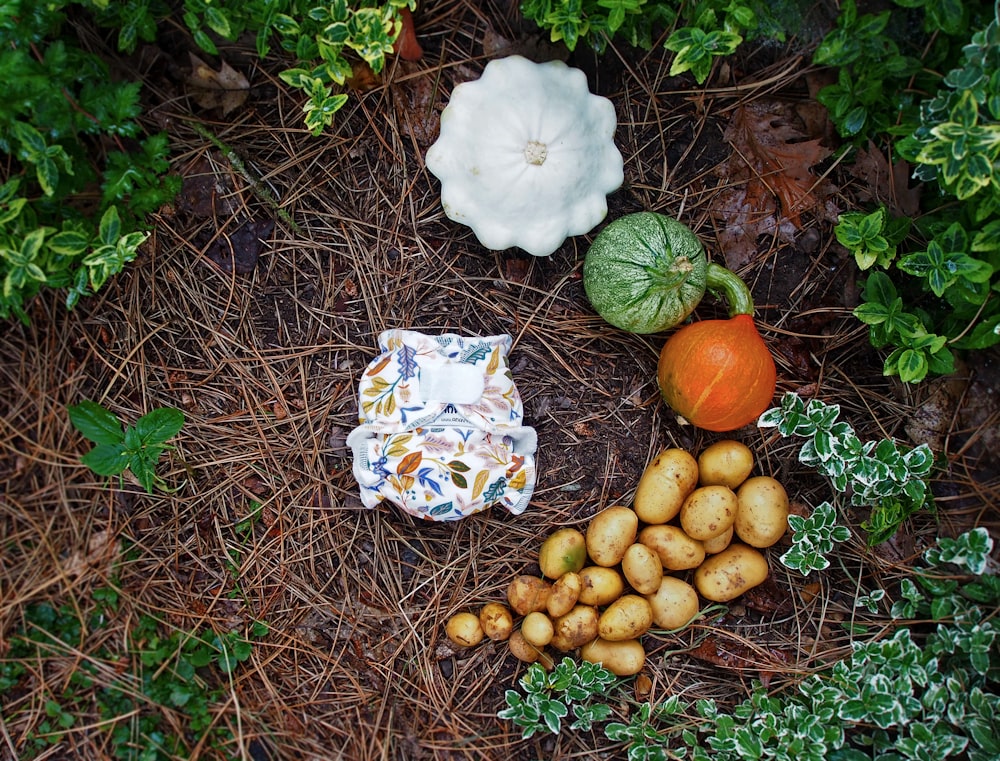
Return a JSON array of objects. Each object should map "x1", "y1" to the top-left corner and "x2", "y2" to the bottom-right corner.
[{"x1": 2, "y1": 2, "x2": 998, "y2": 760}]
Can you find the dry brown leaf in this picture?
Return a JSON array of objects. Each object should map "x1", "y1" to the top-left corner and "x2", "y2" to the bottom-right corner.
[
  {"x1": 688, "y1": 633, "x2": 792, "y2": 687},
  {"x1": 850, "y1": 140, "x2": 921, "y2": 217},
  {"x1": 187, "y1": 54, "x2": 250, "y2": 115},
  {"x1": 711, "y1": 100, "x2": 837, "y2": 267},
  {"x1": 64, "y1": 530, "x2": 118, "y2": 580},
  {"x1": 393, "y1": 65, "x2": 440, "y2": 146}
]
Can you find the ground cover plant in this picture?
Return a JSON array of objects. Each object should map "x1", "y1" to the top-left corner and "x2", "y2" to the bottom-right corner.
[{"x1": 1, "y1": 1, "x2": 998, "y2": 759}]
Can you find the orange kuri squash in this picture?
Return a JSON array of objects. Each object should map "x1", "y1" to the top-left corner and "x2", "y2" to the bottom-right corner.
[{"x1": 656, "y1": 267, "x2": 776, "y2": 432}]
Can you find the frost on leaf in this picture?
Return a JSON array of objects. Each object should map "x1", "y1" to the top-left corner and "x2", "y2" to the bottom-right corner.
[{"x1": 711, "y1": 100, "x2": 838, "y2": 269}]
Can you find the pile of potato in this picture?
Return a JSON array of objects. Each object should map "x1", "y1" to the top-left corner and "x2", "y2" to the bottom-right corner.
[{"x1": 444, "y1": 440, "x2": 789, "y2": 676}]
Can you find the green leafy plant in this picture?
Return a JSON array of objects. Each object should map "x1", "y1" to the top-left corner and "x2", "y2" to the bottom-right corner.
[
  {"x1": 835, "y1": 206, "x2": 911, "y2": 271},
  {"x1": 0, "y1": 0, "x2": 180, "y2": 323},
  {"x1": 605, "y1": 697, "x2": 689, "y2": 760},
  {"x1": 93, "y1": 0, "x2": 418, "y2": 135},
  {"x1": 68, "y1": 400, "x2": 184, "y2": 494},
  {"x1": 521, "y1": 0, "x2": 774, "y2": 84},
  {"x1": 852, "y1": 271, "x2": 957, "y2": 383},
  {"x1": 498, "y1": 657, "x2": 616, "y2": 738},
  {"x1": 828, "y1": 5, "x2": 1000, "y2": 384},
  {"x1": 779, "y1": 501, "x2": 851, "y2": 575},
  {"x1": 758, "y1": 392, "x2": 935, "y2": 547},
  {"x1": 1, "y1": 598, "x2": 269, "y2": 760}
]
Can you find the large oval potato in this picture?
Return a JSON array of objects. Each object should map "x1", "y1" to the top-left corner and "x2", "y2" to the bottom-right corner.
[
  {"x1": 598, "y1": 594, "x2": 653, "y2": 641},
  {"x1": 550, "y1": 604, "x2": 600, "y2": 651},
  {"x1": 546, "y1": 571, "x2": 583, "y2": 618},
  {"x1": 479, "y1": 602, "x2": 513, "y2": 642},
  {"x1": 679, "y1": 485, "x2": 739, "y2": 541},
  {"x1": 646, "y1": 576, "x2": 700, "y2": 630},
  {"x1": 585, "y1": 506, "x2": 638, "y2": 567},
  {"x1": 507, "y1": 575, "x2": 552, "y2": 616},
  {"x1": 581, "y1": 637, "x2": 646, "y2": 676},
  {"x1": 633, "y1": 448, "x2": 699, "y2": 524},
  {"x1": 621, "y1": 543, "x2": 664, "y2": 595},
  {"x1": 638, "y1": 524, "x2": 705, "y2": 570},
  {"x1": 694, "y1": 544, "x2": 769, "y2": 602},
  {"x1": 538, "y1": 527, "x2": 588, "y2": 578},
  {"x1": 735, "y1": 476, "x2": 789, "y2": 548},
  {"x1": 698, "y1": 440, "x2": 754, "y2": 489},
  {"x1": 446, "y1": 612, "x2": 484, "y2": 648},
  {"x1": 577, "y1": 566, "x2": 626, "y2": 606}
]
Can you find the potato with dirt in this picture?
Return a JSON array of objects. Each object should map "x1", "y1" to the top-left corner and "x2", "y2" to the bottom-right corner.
[
  {"x1": 680, "y1": 485, "x2": 739, "y2": 540},
  {"x1": 694, "y1": 544, "x2": 769, "y2": 602},
  {"x1": 549, "y1": 604, "x2": 600, "y2": 651},
  {"x1": 577, "y1": 566, "x2": 626, "y2": 606},
  {"x1": 585, "y1": 505, "x2": 638, "y2": 567},
  {"x1": 446, "y1": 612, "x2": 484, "y2": 647},
  {"x1": 581, "y1": 637, "x2": 646, "y2": 676},
  {"x1": 546, "y1": 571, "x2": 583, "y2": 618},
  {"x1": 735, "y1": 476, "x2": 789, "y2": 548},
  {"x1": 598, "y1": 594, "x2": 653, "y2": 641},
  {"x1": 697, "y1": 439, "x2": 754, "y2": 488},
  {"x1": 638, "y1": 524, "x2": 705, "y2": 570},
  {"x1": 646, "y1": 576, "x2": 700, "y2": 630},
  {"x1": 538, "y1": 527, "x2": 588, "y2": 578},
  {"x1": 507, "y1": 575, "x2": 552, "y2": 616},
  {"x1": 633, "y1": 448, "x2": 699, "y2": 524},
  {"x1": 479, "y1": 602, "x2": 513, "y2": 641},
  {"x1": 508, "y1": 630, "x2": 543, "y2": 664}
]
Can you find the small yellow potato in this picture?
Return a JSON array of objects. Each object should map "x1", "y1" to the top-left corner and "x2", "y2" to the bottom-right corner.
[
  {"x1": 637, "y1": 524, "x2": 705, "y2": 570},
  {"x1": 521, "y1": 611, "x2": 555, "y2": 648},
  {"x1": 735, "y1": 476, "x2": 790, "y2": 548},
  {"x1": 702, "y1": 524, "x2": 734, "y2": 555},
  {"x1": 547, "y1": 572, "x2": 582, "y2": 618},
  {"x1": 698, "y1": 440, "x2": 754, "y2": 489},
  {"x1": 581, "y1": 637, "x2": 646, "y2": 676},
  {"x1": 507, "y1": 630, "x2": 542, "y2": 664},
  {"x1": 633, "y1": 448, "x2": 699, "y2": 524},
  {"x1": 598, "y1": 594, "x2": 653, "y2": 641},
  {"x1": 585, "y1": 505, "x2": 638, "y2": 567},
  {"x1": 549, "y1": 604, "x2": 600, "y2": 651},
  {"x1": 538, "y1": 527, "x2": 587, "y2": 579},
  {"x1": 645, "y1": 576, "x2": 700, "y2": 630},
  {"x1": 679, "y1": 485, "x2": 739, "y2": 541},
  {"x1": 446, "y1": 612, "x2": 484, "y2": 648},
  {"x1": 694, "y1": 544, "x2": 769, "y2": 602},
  {"x1": 479, "y1": 602, "x2": 513, "y2": 642},
  {"x1": 577, "y1": 566, "x2": 626, "y2": 607},
  {"x1": 507, "y1": 575, "x2": 552, "y2": 616},
  {"x1": 620, "y1": 543, "x2": 663, "y2": 595}
]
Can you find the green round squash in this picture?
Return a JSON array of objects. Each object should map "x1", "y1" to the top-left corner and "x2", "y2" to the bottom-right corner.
[{"x1": 583, "y1": 212, "x2": 709, "y2": 334}]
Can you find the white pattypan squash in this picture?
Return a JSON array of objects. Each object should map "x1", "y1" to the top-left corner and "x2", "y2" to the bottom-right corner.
[{"x1": 425, "y1": 55, "x2": 624, "y2": 257}]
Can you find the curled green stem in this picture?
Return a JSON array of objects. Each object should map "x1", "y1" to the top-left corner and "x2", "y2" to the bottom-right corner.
[{"x1": 706, "y1": 263, "x2": 754, "y2": 317}]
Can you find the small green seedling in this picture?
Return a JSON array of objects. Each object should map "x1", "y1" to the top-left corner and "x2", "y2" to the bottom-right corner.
[{"x1": 68, "y1": 400, "x2": 184, "y2": 494}]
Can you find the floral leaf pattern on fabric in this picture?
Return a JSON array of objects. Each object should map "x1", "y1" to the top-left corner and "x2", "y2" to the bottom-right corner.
[
  {"x1": 398, "y1": 343, "x2": 419, "y2": 379},
  {"x1": 348, "y1": 330, "x2": 537, "y2": 521}
]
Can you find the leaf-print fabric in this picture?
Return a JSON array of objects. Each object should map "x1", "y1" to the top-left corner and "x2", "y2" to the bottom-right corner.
[{"x1": 348, "y1": 330, "x2": 537, "y2": 521}]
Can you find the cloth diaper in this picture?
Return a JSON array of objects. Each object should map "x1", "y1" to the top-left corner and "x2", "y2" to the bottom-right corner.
[{"x1": 347, "y1": 329, "x2": 537, "y2": 521}]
